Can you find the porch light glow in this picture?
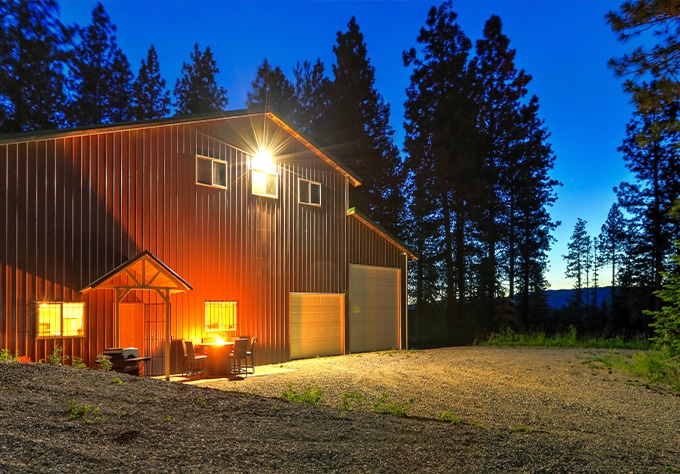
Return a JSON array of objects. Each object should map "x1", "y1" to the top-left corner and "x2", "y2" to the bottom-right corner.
[{"x1": 252, "y1": 149, "x2": 276, "y2": 174}]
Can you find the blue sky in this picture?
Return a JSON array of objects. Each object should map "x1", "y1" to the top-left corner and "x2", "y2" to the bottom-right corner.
[{"x1": 59, "y1": 0, "x2": 639, "y2": 290}]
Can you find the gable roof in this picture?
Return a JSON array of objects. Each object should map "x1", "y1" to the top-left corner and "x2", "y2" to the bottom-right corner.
[{"x1": 80, "y1": 251, "x2": 192, "y2": 294}]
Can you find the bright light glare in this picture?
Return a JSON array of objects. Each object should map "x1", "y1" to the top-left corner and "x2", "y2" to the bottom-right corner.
[
  {"x1": 215, "y1": 336, "x2": 226, "y2": 345},
  {"x1": 253, "y1": 149, "x2": 276, "y2": 173}
]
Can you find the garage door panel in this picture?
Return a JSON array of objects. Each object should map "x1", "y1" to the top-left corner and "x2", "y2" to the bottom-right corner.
[
  {"x1": 349, "y1": 265, "x2": 399, "y2": 353},
  {"x1": 290, "y1": 293, "x2": 344, "y2": 360}
]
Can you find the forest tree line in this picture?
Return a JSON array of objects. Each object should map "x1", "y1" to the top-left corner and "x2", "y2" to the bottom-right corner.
[
  {"x1": 557, "y1": 1, "x2": 680, "y2": 351},
  {"x1": 1, "y1": 0, "x2": 677, "y2": 346}
]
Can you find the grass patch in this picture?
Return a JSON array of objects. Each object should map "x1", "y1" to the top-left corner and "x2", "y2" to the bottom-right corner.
[
  {"x1": 281, "y1": 384, "x2": 324, "y2": 405},
  {"x1": 439, "y1": 412, "x2": 464, "y2": 425},
  {"x1": 512, "y1": 424, "x2": 534, "y2": 433},
  {"x1": 484, "y1": 327, "x2": 679, "y2": 391},
  {"x1": 68, "y1": 399, "x2": 105, "y2": 424},
  {"x1": 586, "y1": 350, "x2": 680, "y2": 392},
  {"x1": 340, "y1": 391, "x2": 365, "y2": 411},
  {"x1": 372, "y1": 393, "x2": 413, "y2": 417},
  {"x1": 482, "y1": 326, "x2": 649, "y2": 350}
]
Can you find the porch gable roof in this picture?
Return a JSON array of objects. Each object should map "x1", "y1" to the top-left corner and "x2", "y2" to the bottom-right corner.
[{"x1": 80, "y1": 251, "x2": 192, "y2": 294}]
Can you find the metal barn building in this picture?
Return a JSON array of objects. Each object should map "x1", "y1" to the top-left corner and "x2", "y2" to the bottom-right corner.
[{"x1": 0, "y1": 111, "x2": 415, "y2": 378}]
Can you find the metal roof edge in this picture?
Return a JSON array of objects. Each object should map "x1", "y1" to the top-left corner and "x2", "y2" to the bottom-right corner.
[
  {"x1": 347, "y1": 207, "x2": 418, "y2": 260},
  {"x1": 265, "y1": 112, "x2": 362, "y2": 188},
  {"x1": 0, "y1": 110, "x2": 253, "y2": 144}
]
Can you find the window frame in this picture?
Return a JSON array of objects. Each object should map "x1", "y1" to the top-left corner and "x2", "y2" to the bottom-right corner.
[
  {"x1": 196, "y1": 154, "x2": 227, "y2": 189},
  {"x1": 252, "y1": 169, "x2": 278, "y2": 199},
  {"x1": 298, "y1": 178, "x2": 322, "y2": 206},
  {"x1": 204, "y1": 301, "x2": 238, "y2": 335},
  {"x1": 37, "y1": 302, "x2": 85, "y2": 338}
]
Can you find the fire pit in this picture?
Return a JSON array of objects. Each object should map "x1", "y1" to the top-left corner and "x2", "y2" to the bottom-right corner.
[{"x1": 103, "y1": 348, "x2": 150, "y2": 376}]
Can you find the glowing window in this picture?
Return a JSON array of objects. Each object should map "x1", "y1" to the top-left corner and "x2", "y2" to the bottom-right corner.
[
  {"x1": 196, "y1": 154, "x2": 227, "y2": 188},
  {"x1": 204, "y1": 301, "x2": 237, "y2": 334},
  {"x1": 38, "y1": 302, "x2": 85, "y2": 338},
  {"x1": 252, "y1": 169, "x2": 278, "y2": 198},
  {"x1": 299, "y1": 179, "x2": 321, "y2": 206}
]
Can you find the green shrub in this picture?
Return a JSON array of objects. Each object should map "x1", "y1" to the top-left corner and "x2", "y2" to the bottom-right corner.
[
  {"x1": 71, "y1": 356, "x2": 86, "y2": 369},
  {"x1": 0, "y1": 348, "x2": 16, "y2": 361},
  {"x1": 96, "y1": 354, "x2": 113, "y2": 371},
  {"x1": 47, "y1": 345, "x2": 68, "y2": 366}
]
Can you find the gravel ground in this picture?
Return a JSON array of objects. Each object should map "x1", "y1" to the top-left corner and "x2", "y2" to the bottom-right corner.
[{"x1": 1, "y1": 346, "x2": 678, "y2": 473}]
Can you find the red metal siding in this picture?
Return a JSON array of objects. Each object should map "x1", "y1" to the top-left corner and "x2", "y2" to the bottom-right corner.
[{"x1": 0, "y1": 115, "x2": 354, "y2": 367}]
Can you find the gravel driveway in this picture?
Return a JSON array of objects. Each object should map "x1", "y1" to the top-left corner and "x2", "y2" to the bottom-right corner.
[{"x1": 1, "y1": 346, "x2": 678, "y2": 473}]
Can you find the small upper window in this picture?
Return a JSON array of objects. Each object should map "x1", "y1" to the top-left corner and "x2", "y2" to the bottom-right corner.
[
  {"x1": 38, "y1": 302, "x2": 85, "y2": 338},
  {"x1": 299, "y1": 179, "x2": 321, "y2": 206},
  {"x1": 197, "y1": 154, "x2": 227, "y2": 189},
  {"x1": 252, "y1": 169, "x2": 278, "y2": 198}
]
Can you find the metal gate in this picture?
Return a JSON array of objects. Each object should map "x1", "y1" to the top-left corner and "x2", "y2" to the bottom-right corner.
[{"x1": 144, "y1": 303, "x2": 166, "y2": 376}]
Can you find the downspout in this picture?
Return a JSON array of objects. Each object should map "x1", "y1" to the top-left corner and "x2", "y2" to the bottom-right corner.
[
  {"x1": 404, "y1": 252, "x2": 408, "y2": 350},
  {"x1": 344, "y1": 177, "x2": 349, "y2": 355}
]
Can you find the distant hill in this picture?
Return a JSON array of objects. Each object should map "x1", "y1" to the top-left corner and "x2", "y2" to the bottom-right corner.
[{"x1": 544, "y1": 287, "x2": 613, "y2": 309}]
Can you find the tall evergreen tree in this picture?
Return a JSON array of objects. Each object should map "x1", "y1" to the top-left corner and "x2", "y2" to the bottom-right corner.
[
  {"x1": 564, "y1": 218, "x2": 591, "y2": 318},
  {"x1": 291, "y1": 59, "x2": 331, "y2": 135},
  {"x1": 403, "y1": 1, "x2": 482, "y2": 330},
  {"x1": 607, "y1": 0, "x2": 680, "y2": 114},
  {"x1": 131, "y1": 45, "x2": 170, "y2": 120},
  {"x1": 323, "y1": 17, "x2": 403, "y2": 230},
  {"x1": 246, "y1": 59, "x2": 296, "y2": 117},
  {"x1": 470, "y1": 15, "x2": 531, "y2": 303},
  {"x1": 615, "y1": 94, "x2": 680, "y2": 313},
  {"x1": 509, "y1": 96, "x2": 560, "y2": 327},
  {"x1": 0, "y1": 0, "x2": 72, "y2": 131},
  {"x1": 174, "y1": 43, "x2": 227, "y2": 116},
  {"x1": 598, "y1": 202, "x2": 627, "y2": 329},
  {"x1": 67, "y1": 2, "x2": 133, "y2": 126}
]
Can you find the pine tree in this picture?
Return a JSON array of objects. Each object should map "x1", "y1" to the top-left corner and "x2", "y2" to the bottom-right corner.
[
  {"x1": 323, "y1": 17, "x2": 403, "y2": 230},
  {"x1": 615, "y1": 95, "x2": 680, "y2": 314},
  {"x1": 0, "y1": 0, "x2": 72, "y2": 131},
  {"x1": 291, "y1": 59, "x2": 331, "y2": 135},
  {"x1": 67, "y1": 2, "x2": 133, "y2": 126},
  {"x1": 131, "y1": 45, "x2": 170, "y2": 120},
  {"x1": 607, "y1": 0, "x2": 680, "y2": 114},
  {"x1": 470, "y1": 15, "x2": 532, "y2": 305},
  {"x1": 174, "y1": 43, "x2": 227, "y2": 116},
  {"x1": 564, "y1": 218, "x2": 591, "y2": 318},
  {"x1": 403, "y1": 1, "x2": 482, "y2": 330},
  {"x1": 246, "y1": 59, "x2": 295, "y2": 117},
  {"x1": 646, "y1": 241, "x2": 680, "y2": 354},
  {"x1": 509, "y1": 96, "x2": 560, "y2": 327},
  {"x1": 598, "y1": 202, "x2": 627, "y2": 329}
]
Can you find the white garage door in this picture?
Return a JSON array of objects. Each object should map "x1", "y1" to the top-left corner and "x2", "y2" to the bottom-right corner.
[
  {"x1": 349, "y1": 264, "x2": 400, "y2": 353},
  {"x1": 290, "y1": 293, "x2": 344, "y2": 360}
]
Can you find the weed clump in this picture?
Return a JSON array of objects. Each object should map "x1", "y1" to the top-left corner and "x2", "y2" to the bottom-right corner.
[{"x1": 281, "y1": 384, "x2": 324, "y2": 405}]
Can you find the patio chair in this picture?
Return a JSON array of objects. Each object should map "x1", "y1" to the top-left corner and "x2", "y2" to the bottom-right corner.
[
  {"x1": 228, "y1": 337, "x2": 249, "y2": 377},
  {"x1": 183, "y1": 340, "x2": 207, "y2": 376},
  {"x1": 246, "y1": 337, "x2": 257, "y2": 375}
]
